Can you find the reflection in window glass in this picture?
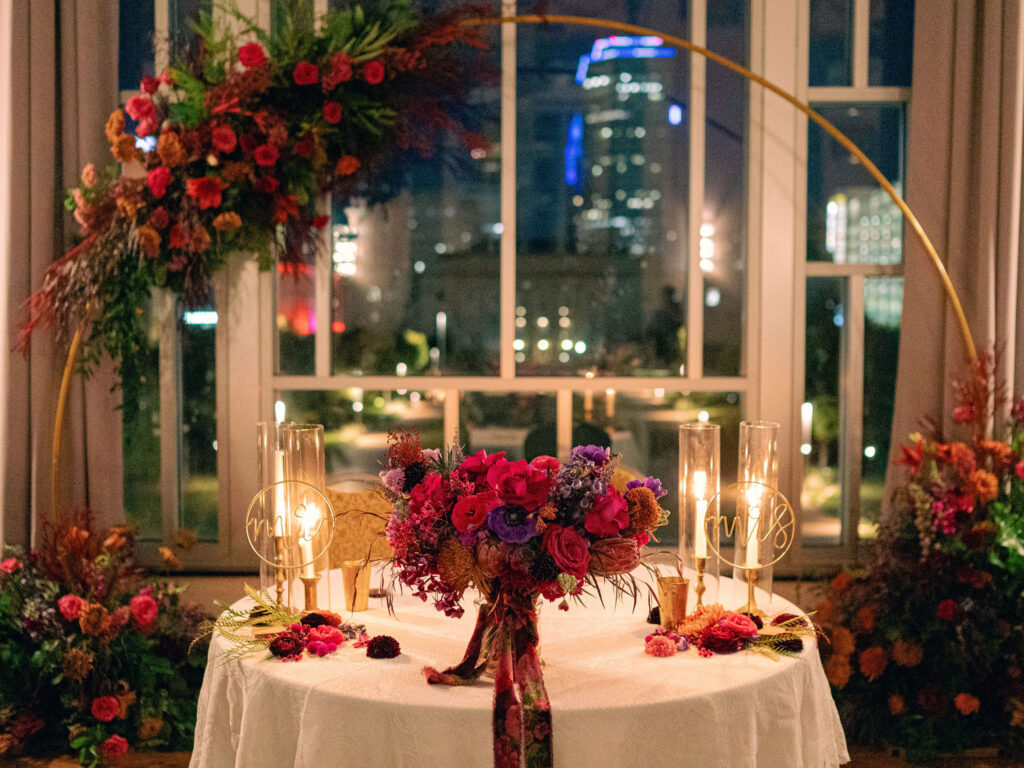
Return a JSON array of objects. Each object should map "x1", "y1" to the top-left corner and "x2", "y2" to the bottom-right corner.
[
  {"x1": 803, "y1": 277, "x2": 844, "y2": 546},
  {"x1": 516, "y1": 2, "x2": 689, "y2": 377},
  {"x1": 861, "y1": 276, "x2": 902, "y2": 537},
  {"x1": 277, "y1": 261, "x2": 316, "y2": 375},
  {"x1": 279, "y1": 390, "x2": 444, "y2": 482},
  {"x1": 461, "y1": 392, "x2": 556, "y2": 461},
  {"x1": 869, "y1": 0, "x2": 914, "y2": 87},
  {"x1": 809, "y1": 0, "x2": 853, "y2": 86},
  {"x1": 330, "y1": 33, "x2": 500, "y2": 376},
  {"x1": 179, "y1": 307, "x2": 218, "y2": 541},
  {"x1": 122, "y1": 303, "x2": 162, "y2": 541},
  {"x1": 704, "y1": 0, "x2": 748, "y2": 376},
  {"x1": 807, "y1": 103, "x2": 904, "y2": 263},
  {"x1": 119, "y1": 0, "x2": 154, "y2": 91}
]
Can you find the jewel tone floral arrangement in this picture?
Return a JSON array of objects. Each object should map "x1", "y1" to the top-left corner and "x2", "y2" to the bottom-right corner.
[
  {"x1": 0, "y1": 511, "x2": 208, "y2": 766},
  {"x1": 643, "y1": 606, "x2": 815, "y2": 659},
  {"x1": 817, "y1": 352, "x2": 1024, "y2": 762},
  {"x1": 20, "y1": 0, "x2": 490, "y2": 396}
]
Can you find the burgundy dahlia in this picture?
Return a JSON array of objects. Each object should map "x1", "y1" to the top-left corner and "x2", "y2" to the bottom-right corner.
[
  {"x1": 698, "y1": 623, "x2": 743, "y2": 655},
  {"x1": 269, "y1": 633, "x2": 304, "y2": 661},
  {"x1": 366, "y1": 635, "x2": 401, "y2": 659}
]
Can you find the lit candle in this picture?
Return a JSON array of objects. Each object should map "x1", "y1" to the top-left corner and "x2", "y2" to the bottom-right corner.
[
  {"x1": 745, "y1": 486, "x2": 761, "y2": 571},
  {"x1": 298, "y1": 503, "x2": 319, "y2": 579},
  {"x1": 273, "y1": 450, "x2": 287, "y2": 537},
  {"x1": 692, "y1": 470, "x2": 708, "y2": 559}
]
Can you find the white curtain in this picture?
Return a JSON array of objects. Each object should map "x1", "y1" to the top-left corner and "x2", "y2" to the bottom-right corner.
[
  {"x1": 886, "y1": 0, "x2": 1024, "y2": 512},
  {"x1": 1, "y1": 1, "x2": 120, "y2": 547}
]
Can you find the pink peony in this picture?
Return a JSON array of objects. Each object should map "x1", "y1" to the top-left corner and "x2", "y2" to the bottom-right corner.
[
  {"x1": 238, "y1": 42, "x2": 267, "y2": 68},
  {"x1": 58, "y1": 594, "x2": 85, "y2": 621},
  {"x1": 543, "y1": 524, "x2": 591, "y2": 579},
  {"x1": 487, "y1": 459, "x2": 551, "y2": 511},
  {"x1": 719, "y1": 612, "x2": 759, "y2": 638},
  {"x1": 91, "y1": 696, "x2": 120, "y2": 722},
  {"x1": 584, "y1": 488, "x2": 629, "y2": 537},
  {"x1": 0, "y1": 557, "x2": 21, "y2": 574},
  {"x1": 100, "y1": 734, "x2": 129, "y2": 760},
  {"x1": 130, "y1": 594, "x2": 159, "y2": 627}
]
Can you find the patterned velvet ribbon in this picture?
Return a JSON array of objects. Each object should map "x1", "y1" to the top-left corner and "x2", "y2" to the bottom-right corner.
[{"x1": 423, "y1": 592, "x2": 553, "y2": 768}]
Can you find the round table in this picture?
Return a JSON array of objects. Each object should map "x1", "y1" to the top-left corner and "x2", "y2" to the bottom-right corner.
[{"x1": 190, "y1": 572, "x2": 848, "y2": 768}]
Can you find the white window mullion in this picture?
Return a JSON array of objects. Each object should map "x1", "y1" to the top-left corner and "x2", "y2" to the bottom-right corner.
[
  {"x1": 499, "y1": 0, "x2": 517, "y2": 379},
  {"x1": 852, "y1": 0, "x2": 870, "y2": 88},
  {"x1": 841, "y1": 274, "x2": 865, "y2": 551},
  {"x1": 154, "y1": 0, "x2": 170, "y2": 72},
  {"x1": 686, "y1": 0, "x2": 707, "y2": 381},
  {"x1": 158, "y1": 292, "x2": 180, "y2": 546}
]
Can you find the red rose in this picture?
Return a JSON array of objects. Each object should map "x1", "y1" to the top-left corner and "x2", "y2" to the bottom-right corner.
[
  {"x1": 487, "y1": 459, "x2": 551, "y2": 511},
  {"x1": 210, "y1": 124, "x2": 237, "y2": 154},
  {"x1": 293, "y1": 136, "x2": 314, "y2": 158},
  {"x1": 239, "y1": 134, "x2": 258, "y2": 154},
  {"x1": 149, "y1": 206, "x2": 170, "y2": 229},
  {"x1": 312, "y1": 215, "x2": 329, "y2": 228},
  {"x1": 238, "y1": 42, "x2": 267, "y2": 68},
  {"x1": 323, "y1": 101, "x2": 343, "y2": 124},
  {"x1": 58, "y1": 594, "x2": 84, "y2": 621},
  {"x1": 937, "y1": 599, "x2": 959, "y2": 621},
  {"x1": 452, "y1": 492, "x2": 496, "y2": 532},
  {"x1": 363, "y1": 59, "x2": 385, "y2": 85},
  {"x1": 100, "y1": 734, "x2": 129, "y2": 760},
  {"x1": 130, "y1": 594, "x2": 159, "y2": 627},
  {"x1": 91, "y1": 696, "x2": 120, "y2": 722},
  {"x1": 589, "y1": 537, "x2": 639, "y2": 576},
  {"x1": 185, "y1": 176, "x2": 228, "y2": 209},
  {"x1": 719, "y1": 612, "x2": 759, "y2": 638},
  {"x1": 146, "y1": 166, "x2": 172, "y2": 198},
  {"x1": 1016, "y1": 459, "x2": 1024, "y2": 482},
  {"x1": 335, "y1": 155, "x2": 361, "y2": 176},
  {"x1": 531, "y1": 455, "x2": 561, "y2": 475},
  {"x1": 125, "y1": 95, "x2": 157, "y2": 125},
  {"x1": 254, "y1": 176, "x2": 279, "y2": 194},
  {"x1": 293, "y1": 61, "x2": 319, "y2": 85},
  {"x1": 140, "y1": 76, "x2": 159, "y2": 94},
  {"x1": 543, "y1": 524, "x2": 591, "y2": 579},
  {"x1": 584, "y1": 487, "x2": 629, "y2": 537},
  {"x1": 253, "y1": 143, "x2": 279, "y2": 167}
]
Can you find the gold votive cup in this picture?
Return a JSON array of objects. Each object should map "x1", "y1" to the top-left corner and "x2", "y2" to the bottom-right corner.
[
  {"x1": 657, "y1": 575, "x2": 689, "y2": 630},
  {"x1": 341, "y1": 562, "x2": 371, "y2": 612}
]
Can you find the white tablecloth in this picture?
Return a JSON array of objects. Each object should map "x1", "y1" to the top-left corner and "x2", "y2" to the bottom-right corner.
[{"x1": 190, "y1": 572, "x2": 848, "y2": 768}]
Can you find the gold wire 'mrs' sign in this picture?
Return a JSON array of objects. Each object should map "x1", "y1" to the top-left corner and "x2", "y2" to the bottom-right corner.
[{"x1": 703, "y1": 481, "x2": 796, "y2": 571}]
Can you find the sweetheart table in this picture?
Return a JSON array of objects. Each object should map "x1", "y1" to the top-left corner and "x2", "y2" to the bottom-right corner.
[{"x1": 190, "y1": 572, "x2": 848, "y2": 768}]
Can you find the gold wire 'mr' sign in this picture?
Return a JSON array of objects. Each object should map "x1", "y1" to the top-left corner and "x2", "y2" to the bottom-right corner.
[{"x1": 703, "y1": 481, "x2": 796, "y2": 571}]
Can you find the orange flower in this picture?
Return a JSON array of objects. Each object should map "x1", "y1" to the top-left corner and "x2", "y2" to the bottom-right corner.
[
  {"x1": 185, "y1": 176, "x2": 228, "y2": 209},
  {"x1": 116, "y1": 687, "x2": 136, "y2": 719},
  {"x1": 854, "y1": 605, "x2": 876, "y2": 634},
  {"x1": 273, "y1": 194, "x2": 299, "y2": 223},
  {"x1": 888, "y1": 694, "x2": 906, "y2": 715},
  {"x1": 116, "y1": 196, "x2": 139, "y2": 220},
  {"x1": 213, "y1": 211, "x2": 242, "y2": 231},
  {"x1": 192, "y1": 225, "x2": 211, "y2": 253},
  {"x1": 825, "y1": 654, "x2": 852, "y2": 688},
  {"x1": 159, "y1": 546, "x2": 182, "y2": 571},
  {"x1": 135, "y1": 224, "x2": 161, "y2": 258},
  {"x1": 221, "y1": 161, "x2": 251, "y2": 183},
  {"x1": 157, "y1": 131, "x2": 186, "y2": 168},
  {"x1": 858, "y1": 646, "x2": 887, "y2": 681},
  {"x1": 831, "y1": 572, "x2": 854, "y2": 597},
  {"x1": 335, "y1": 155, "x2": 361, "y2": 175},
  {"x1": 81, "y1": 163, "x2": 97, "y2": 188},
  {"x1": 78, "y1": 603, "x2": 108, "y2": 636},
  {"x1": 105, "y1": 109, "x2": 125, "y2": 143},
  {"x1": 111, "y1": 134, "x2": 140, "y2": 163},
  {"x1": 138, "y1": 717, "x2": 164, "y2": 741},
  {"x1": 970, "y1": 469, "x2": 999, "y2": 503},
  {"x1": 625, "y1": 486, "x2": 662, "y2": 529},
  {"x1": 830, "y1": 626, "x2": 855, "y2": 656},
  {"x1": 892, "y1": 639, "x2": 924, "y2": 667},
  {"x1": 955, "y1": 693, "x2": 980, "y2": 715},
  {"x1": 814, "y1": 598, "x2": 835, "y2": 626},
  {"x1": 936, "y1": 441, "x2": 975, "y2": 469}
]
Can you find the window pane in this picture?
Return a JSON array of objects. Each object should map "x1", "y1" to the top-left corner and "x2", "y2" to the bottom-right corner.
[
  {"x1": 462, "y1": 392, "x2": 556, "y2": 461},
  {"x1": 807, "y1": 103, "x2": 904, "y2": 263},
  {"x1": 703, "y1": 0, "x2": 748, "y2": 376},
  {"x1": 179, "y1": 307, "x2": 218, "y2": 541},
  {"x1": 119, "y1": 0, "x2": 154, "y2": 91},
  {"x1": 169, "y1": 0, "x2": 211, "y2": 61},
  {"x1": 809, "y1": 0, "x2": 853, "y2": 87},
  {"x1": 861, "y1": 276, "x2": 902, "y2": 537},
  {"x1": 869, "y1": 0, "x2": 914, "y2": 87},
  {"x1": 329, "y1": 37, "x2": 500, "y2": 376},
  {"x1": 516, "y1": 2, "x2": 689, "y2": 377},
  {"x1": 803, "y1": 277, "x2": 845, "y2": 546},
  {"x1": 122, "y1": 305, "x2": 162, "y2": 541},
  {"x1": 278, "y1": 390, "x2": 444, "y2": 480}
]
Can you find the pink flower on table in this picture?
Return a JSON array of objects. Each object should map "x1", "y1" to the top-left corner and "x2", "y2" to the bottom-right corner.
[
  {"x1": 91, "y1": 696, "x2": 120, "y2": 722},
  {"x1": 58, "y1": 594, "x2": 85, "y2": 621},
  {"x1": 645, "y1": 635, "x2": 677, "y2": 657},
  {"x1": 584, "y1": 487, "x2": 629, "y2": 537},
  {"x1": 100, "y1": 734, "x2": 129, "y2": 760},
  {"x1": 719, "y1": 612, "x2": 759, "y2": 638},
  {"x1": 0, "y1": 557, "x2": 21, "y2": 574},
  {"x1": 130, "y1": 594, "x2": 159, "y2": 628}
]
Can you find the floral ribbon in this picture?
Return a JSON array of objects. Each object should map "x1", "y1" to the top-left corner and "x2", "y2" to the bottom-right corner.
[{"x1": 423, "y1": 592, "x2": 553, "y2": 768}]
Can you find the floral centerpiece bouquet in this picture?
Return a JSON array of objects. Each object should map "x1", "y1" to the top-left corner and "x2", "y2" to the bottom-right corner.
[
  {"x1": 379, "y1": 431, "x2": 668, "y2": 768},
  {"x1": 818, "y1": 353, "x2": 1024, "y2": 762},
  {"x1": 0, "y1": 511, "x2": 208, "y2": 766}
]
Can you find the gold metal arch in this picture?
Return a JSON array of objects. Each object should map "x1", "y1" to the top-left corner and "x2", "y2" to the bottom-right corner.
[{"x1": 50, "y1": 13, "x2": 976, "y2": 520}]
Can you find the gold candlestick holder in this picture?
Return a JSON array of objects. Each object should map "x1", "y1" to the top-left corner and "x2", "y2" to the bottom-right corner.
[
  {"x1": 274, "y1": 534, "x2": 286, "y2": 605},
  {"x1": 740, "y1": 568, "x2": 766, "y2": 617},
  {"x1": 300, "y1": 575, "x2": 320, "y2": 612},
  {"x1": 694, "y1": 557, "x2": 708, "y2": 609}
]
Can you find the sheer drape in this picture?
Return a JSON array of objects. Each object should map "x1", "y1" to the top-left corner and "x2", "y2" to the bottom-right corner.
[
  {"x1": 886, "y1": 0, "x2": 1024, "y2": 514},
  {"x1": 1, "y1": 1, "x2": 120, "y2": 547}
]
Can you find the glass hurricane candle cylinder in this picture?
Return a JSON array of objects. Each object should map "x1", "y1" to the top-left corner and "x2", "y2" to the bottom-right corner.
[
  {"x1": 679, "y1": 423, "x2": 721, "y2": 607},
  {"x1": 737, "y1": 420, "x2": 780, "y2": 612},
  {"x1": 256, "y1": 421, "x2": 294, "y2": 609},
  {"x1": 282, "y1": 423, "x2": 332, "y2": 612}
]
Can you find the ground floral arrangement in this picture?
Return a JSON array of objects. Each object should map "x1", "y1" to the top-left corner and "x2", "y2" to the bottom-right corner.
[
  {"x1": 0, "y1": 512, "x2": 208, "y2": 766},
  {"x1": 642, "y1": 605, "x2": 815, "y2": 659},
  {"x1": 379, "y1": 431, "x2": 668, "y2": 768},
  {"x1": 817, "y1": 353, "x2": 1024, "y2": 762},
  {"x1": 20, "y1": 0, "x2": 489, "y2": 405}
]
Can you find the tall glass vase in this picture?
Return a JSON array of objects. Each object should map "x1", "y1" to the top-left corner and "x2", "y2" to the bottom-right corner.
[
  {"x1": 737, "y1": 420, "x2": 779, "y2": 612},
  {"x1": 282, "y1": 423, "x2": 332, "y2": 612},
  {"x1": 255, "y1": 421, "x2": 295, "y2": 610},
  {"x1": 679, "y1": 422, "x2": 720, "y2": 608}
]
